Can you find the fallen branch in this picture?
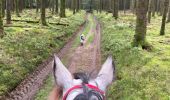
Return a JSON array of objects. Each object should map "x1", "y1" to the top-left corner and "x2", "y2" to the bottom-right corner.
[
  {"x1": 4, "y1": 25, "x2": 60, "y2": 30},
  {"x1": 5, "y1": 19, "x2": 69, "y2": 26}
]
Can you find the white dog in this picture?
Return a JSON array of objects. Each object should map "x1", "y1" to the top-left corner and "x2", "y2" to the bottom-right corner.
[{"x1": 80, "y1": 34, "x2": 85, "y2": 46}]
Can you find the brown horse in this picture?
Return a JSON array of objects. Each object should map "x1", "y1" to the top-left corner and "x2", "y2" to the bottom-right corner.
[{"x1": 49, "y1": 55, "x2": 115, "y2": 100}]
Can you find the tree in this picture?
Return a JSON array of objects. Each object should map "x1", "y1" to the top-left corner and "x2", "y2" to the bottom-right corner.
[
  {"x1": 2, "y1": 0, "x2": 5, "y2": 17},
  {"x1": 50, "y1": 0, "x2": 55, "y2": 14},
  {"x1": 160, "y1": 0, "x2": 169, "y2": 35},
  {"x1": 19, "y1": 0, "x2": 24, "y2": 13},
  {"x1": 6, "y1": 0, "x2": 11, "y2": 24},
  {"x1": 133, "y1": 0, "x2": 148, "y2": 47},
  {"x1": 112, "y1": 0, "x2": 119, "y2": 19},
  {"x1": 159, "y1": 0, "x2": 164, "y2": 16},
  {"x1": 0, "y1": 0, "x2": 4, "y2": 37},
  {"x1": 99, "y1": 0, "x2": 103, "y2": 13},
  {"x1": 55, "y1": 0, "x2": 58, "y2": 14},
  {"x1": 76, "y1": 0, "x2": 80, "y2": 12},
  {"x1": 15, "y1": 0, "x2": 20, "y2": 17},
  {"x1": 72, "y1": 0, "x2": 76, "y2": 14},
  {"x1": 167, "y1": 0, "x2": 170, "y2": 22},
  {"x1": 130, "y1": 0, "x2": 136, "y2": 14},
  {"x1": 60, "y1": 0, "x2": 66, "y2": 17},
  {"x1": 36, "y1": 0, "x2": 40, "y2": 13},
  {"x1": 148, "y1": 0, "x2": 153, "y2": 23},
  {"x1": 40, "y1": 0, "x2": 47, "y2": 25},
  {"x1": 152, "y1": 0, "x2": 156, "y2": 17},
  {"x1": 123, "y1": 0, "x2": 127, "y2": 14}
]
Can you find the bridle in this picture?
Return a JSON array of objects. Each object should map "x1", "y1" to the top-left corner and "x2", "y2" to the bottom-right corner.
[{"x1": 63, "y1": 84, "x2": 105, "y2": 100}]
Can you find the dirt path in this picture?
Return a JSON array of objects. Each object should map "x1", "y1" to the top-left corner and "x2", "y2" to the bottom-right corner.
[
  {"x1": 4, "y1": 14, "x2": 101, "y2": 100},
  {"x1": 67, "y1": 15, "x2": 101, "y2": 77},
  {"x1": 4, "y1": 18, "x2": 86, "y2": 100}
]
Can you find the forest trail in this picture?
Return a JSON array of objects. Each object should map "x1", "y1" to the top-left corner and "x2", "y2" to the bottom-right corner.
[
  {"x1": 64, "y1": 14, "x2": 101, "y2": 77},
  {"x1": 5, "y1": 14, "x2": 101, "y2": 100}
]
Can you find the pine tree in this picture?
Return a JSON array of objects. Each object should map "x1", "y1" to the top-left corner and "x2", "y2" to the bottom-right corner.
[
  {"x1": 167, "y1": 0, "x2": 170, "y2": 22},
  {"x1": 60, "y1": 0, "x2": 66, "y2": 17},
  {"x1": 40, "y1": 0, "x2": 47, "y2": 25},
  {"x1": 6, "y1": 0, "x2": 11, "y2": 24},
  {"x1": 0, "y1": 0, "x2": 4, "y2": 37},
  {"x1": 133, "y1": 0, "x2": 148, "y2": 47},
  {"x1": 112, "y1": 0, "x2": 119, "y2": 19},
  {"x1": 160, "y1": 0, "x2": 169, "y2": 35}
]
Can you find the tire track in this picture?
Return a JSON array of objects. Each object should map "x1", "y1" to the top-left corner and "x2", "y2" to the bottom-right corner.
[{"x1": 3, "y1": 20, "x2": 87, "y2": 100}]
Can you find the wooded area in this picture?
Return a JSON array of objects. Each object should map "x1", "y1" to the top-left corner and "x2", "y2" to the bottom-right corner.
[
  {"x1": 0, "y1": 0, "x2": 170, "y2": 45},
  {"x1": 0, "y1": 0, "x2": 170, "y2": 100}
]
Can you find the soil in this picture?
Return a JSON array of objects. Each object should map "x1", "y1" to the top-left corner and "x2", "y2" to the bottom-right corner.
[
  {"x1": 3, "y1": 14, "x2": 102, "y2": 100},
  {"x1": 68, "y1": 15, "x2": 101, "y2": 78}
]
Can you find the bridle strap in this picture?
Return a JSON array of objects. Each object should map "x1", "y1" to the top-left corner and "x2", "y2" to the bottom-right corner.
[{"x1": 62, "y1": 84, "x2": 105, "y2": 100}]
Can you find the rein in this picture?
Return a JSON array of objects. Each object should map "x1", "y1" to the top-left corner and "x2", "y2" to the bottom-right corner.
[{"x1": 62, "y1": 84, "x2": 105, "y2": 100}]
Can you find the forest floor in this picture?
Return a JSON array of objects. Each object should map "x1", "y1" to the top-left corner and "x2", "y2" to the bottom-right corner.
[
  {"x1": 2, "y1": 10, "x2": 169, "y2": 100},
  {"x1": 34, "y1": 13, "x2": 102, "y2": 100},
  {"x1": 96, "y1": 12, "x2": 170, "y2": 99},
  {"x1": 0, "y1": 10, "x2": 85, "y2": 100},
  {"x1": 4, "y1": 13, "x2": 101, "y2": 100}
]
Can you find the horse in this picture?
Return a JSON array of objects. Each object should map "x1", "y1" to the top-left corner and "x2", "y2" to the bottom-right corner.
[{"x1": 49, "y1": 55, "x2": 115, "y2": 100}]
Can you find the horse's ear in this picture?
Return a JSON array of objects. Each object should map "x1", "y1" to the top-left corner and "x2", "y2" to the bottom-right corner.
[
  {"x1": 94, "y1": 56, "x2": 115, "y2": 91},
  {"x1": 53, "y1": 55, "x2": 73, "y2": 91}
]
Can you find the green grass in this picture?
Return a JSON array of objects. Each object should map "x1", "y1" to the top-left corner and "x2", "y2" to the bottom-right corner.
[
  {"x1": 0, "y1": 10, "x2": 85, "y2": 96},
  {"x1": 95, "y1": 12, "x2": 170, "y2": 100},
  {"x1": 34, "y1": 75, "x2": 54, "y2": 100},
  {"x1": 87, "y1": 33, "x2": 95, "y2": 44},
  {"x1": 34, "y1": 13, "x2": 96, "y2": 100},
  {"x1": 81, "y1": 14, "x2": 93, "y2": 36},
  {"x1": 84, "y1": 14, "x2": 96, "y2": 45}
]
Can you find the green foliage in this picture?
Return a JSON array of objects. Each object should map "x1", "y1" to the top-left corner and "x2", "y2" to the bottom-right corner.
[
  {"x1": 34, "y1": 13, "x2": 96, "y2": 100},
  {"x1": 34, "y1": 76, "x2": 54, "y2": 100},
  {"x1": 95, "y1": 12, "x2": 170, "y2": 100},
  {"x1": 0, "y1": 10, "x2": 85, "y2": 96}
]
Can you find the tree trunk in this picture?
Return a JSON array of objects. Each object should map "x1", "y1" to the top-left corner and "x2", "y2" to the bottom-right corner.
[
  {"x1": 10, "y1": 0, "x2": 15, "y2": 12},
  {"x1": 76, "y1": 0, "x2": 79, "y2": 12},
  {"x1": 148, "y1": 0, "x2": 152, "y2": 23},
  {"x1": 6, "y1": 0, "x2": 11, "y2": 24},
  {"x1": 160, "y1": 0, "x2": 169, "y2": 35},
  {"x1": 30, "y1": 0, "x2": 33, "y2": 8},
  {"x1": 36, "y1": 0, "x2": 40, "y2": 13},
  {"x1": 152, "y1": 0, "x2": 156, "y2": 17},
  {"x1": 41, "y1": 0, "x2": 46, "y2": 25},
  {"x1": 133, "y1": 0, "x2": 148, "y2": 47},
  {"x1": 0, "y1": 0, "x2": 4, "y2": 37},
  {"x1": 124, "y1": 0, "x2": 126, "y2": 14},
  {"x1": 55, "y1": 0, "x2": 58, "y2": 14},
  {"x1": 156, "y1": 0, "x2": 160, "y2": 14},
  {"x1": 130, "y1": 0, "x2": 137, "y2": 14},
  {"x1": 15, "y1": 0, "x2": 20, "y2": 17},
  {"x1": 159, "y1": 0, "x2": 164, "y2": 16},
  {"x1": 51, "y1": 0, "x2": 55, "y2": 14},
  {"x1": 60, "y1": 0, "x2": 66, "y2": 17},
  {"x1": 167, "y1": 0, "x2": 170, "y2": 22},
  {"x1": 2, "y1": 0, "x2": 5, "y2": 17},
  {"x1": 19, "y1": 0, "x2": 23, "y2": 13},
  {"x1": 112, "y1": 0, "x2": 119, "y2": 19},
  {"x1": 72, "y1": 0, "x2": 76, "y2": 14},
  {"x1": 99, "y1": 0, "x2": 102, "y2": 13}
]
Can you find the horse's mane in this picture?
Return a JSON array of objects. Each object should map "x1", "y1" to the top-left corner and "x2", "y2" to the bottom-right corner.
[
  {"x1": 73, "y1": 72, "x2": 89, "y2": 84},
  {"x1": 49, "y1": 72, "x2": 89, "y2": 100}
]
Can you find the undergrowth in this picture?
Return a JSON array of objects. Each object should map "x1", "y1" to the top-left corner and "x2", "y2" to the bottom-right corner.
[
  {"x1": 0, "y1": 10, "x2": 85, "y2": 96},
  {"x1": 95, "y1": 12, "x2": 170, "y2": 100}
]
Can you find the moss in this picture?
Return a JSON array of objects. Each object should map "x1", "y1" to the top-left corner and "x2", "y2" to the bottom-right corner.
[
  {"x1": 95, "y1": 12, "x2": 170, "y2": 99},
  {"x1": 0, "y1": 10, "x2": 85, "y2": 96}
]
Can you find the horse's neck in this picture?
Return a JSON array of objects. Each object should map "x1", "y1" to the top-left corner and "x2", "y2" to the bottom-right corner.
[{"x1": 49, "y1": 87, "x2": 62, "y2": 100}]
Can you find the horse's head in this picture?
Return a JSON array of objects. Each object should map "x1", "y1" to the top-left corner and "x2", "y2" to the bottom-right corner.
[{"x1": 51, "y1": 55, "x2": 115, "y2": 100}]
